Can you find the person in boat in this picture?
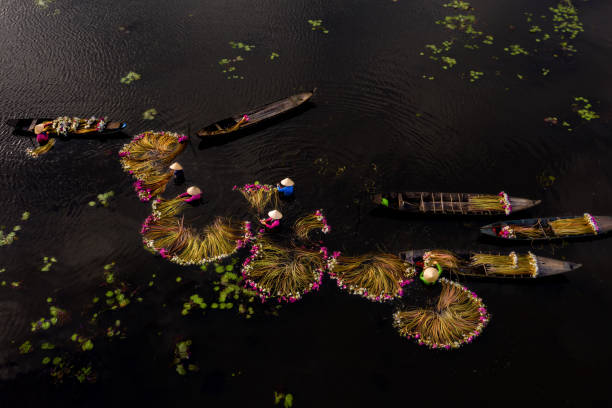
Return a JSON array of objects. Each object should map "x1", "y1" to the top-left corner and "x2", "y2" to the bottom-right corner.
[
  {"x1": 169, "y1": 162, "x2": 185, "y2": 184},
  {"x1": 276, "y1": 178, "x2": 295, "y2": 197},
  {"x1": 420, "y1": 264, "x2": 442, "y2": 285},
  {"x1": 260, "y1": 209, "x2": 282, "y2": 229},
  {"x1": 179, "y1": 186, "x2": 202, "y2": 203}
]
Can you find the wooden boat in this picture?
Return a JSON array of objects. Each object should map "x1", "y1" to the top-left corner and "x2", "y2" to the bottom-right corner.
[
  {"x1": 481, "y1": 215, "x2": 612, "y2": 240},
  {"x1": 372, "y1": 191, "x2": 541, "y2": 215},
  {"x1": 6, "y1": 117, "x2": 127, "y2": 136},
  {"x1": 398, "y1": 249, "x2": 582, "y2": 278},
  {"x1": 197, "y1": 90, "x2": 314, "y2": 137}
]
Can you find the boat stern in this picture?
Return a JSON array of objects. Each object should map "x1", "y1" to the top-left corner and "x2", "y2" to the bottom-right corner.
[
  {"x1": 509, "y1": 197, "x2": 542, "y2": 213},
  {"x1": 536, "y1": 255, "x2": 582, "y2": 277},
  {"x1": 292, "y1": 91, "x2": 313, "y2": 105},
  {"x1": 480, "y1": 222, "x2": 502, "y2": 238}
]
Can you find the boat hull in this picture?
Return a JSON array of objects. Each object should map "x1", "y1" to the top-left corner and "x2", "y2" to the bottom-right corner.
[
  {"x1": 6, "y1": 118, "x2": 127, "y2": 137},
  {"x1": 480, "y1": 216, "x2": 612, "y2": 240}
]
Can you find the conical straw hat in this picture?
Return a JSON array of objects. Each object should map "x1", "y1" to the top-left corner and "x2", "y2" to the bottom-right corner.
[
  {"x1": 268, "y1": 209, "x2": 283, "y2": 220},
  {"x1": 169, "y1": 162, "x2": 183, "y2": 170},
  {"x1": 422, "y1": 267, "x2": 440, "y2": 284},
  {"x1": 280, "y1": 178, "x2": 294, "y2": 187},
  {"x1": 187, "y1": 186, "x2": 202, "y2": 195},
  {"x1": 34, "y1": 123, "x2": 46, "y2": 134}
]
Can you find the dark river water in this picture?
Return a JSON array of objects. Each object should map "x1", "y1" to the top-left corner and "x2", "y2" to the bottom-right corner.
[{"x1": 1, "y1": 0, "x2": 612, "y2": 406}]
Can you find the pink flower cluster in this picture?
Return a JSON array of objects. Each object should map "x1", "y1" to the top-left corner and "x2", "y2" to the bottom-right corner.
[
  {"x1": 498, "y1": 191, "x2": 512, "y2": 215},
  {"x1": 584, "y1": 213, "x2": 599, "y2": 234},
  {"x1": 314, "y1": 209, "x2": 331, "y2": 233},
  {"x1": 133, "y1": 179, "x2": 153, "y2": 202},
  {"x1": 233, "y1": 183, "x2": 272, "y2": 193},
  {"x1": 96, "y1": 117, "x2": 107, "y2": 132},
  {"x1": 177, "y1": 135, "x2": 189, "y2": 143},
  {"x1": 235, "y1": 221, "x2": 257, "y2": 249},
  {"x1": 140, "y1": 214, "x2": 157, "y2": 234},
  {"x1": 498, "y1": 225, "x2": 515, "y2": 239}
]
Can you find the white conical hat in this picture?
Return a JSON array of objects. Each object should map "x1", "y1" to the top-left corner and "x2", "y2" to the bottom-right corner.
[
  {"x1": 34, "y1": 123, "x2": 46, "y2": 134},
  {"x1": 268, "y1": 209, "x2": 283, "y2": 220},
  {"x1": 169, "y1": 162, "x2": 183, "y2": 170},
  {"x1": 280, "y1": 178, "x2": 294, "y2": 187},
  {"x1": 422, "y1": 267, "x2": 440, "y2": 283},
  {"x1": 187, "y1": 186, "x2": 202, "y2": 195}
]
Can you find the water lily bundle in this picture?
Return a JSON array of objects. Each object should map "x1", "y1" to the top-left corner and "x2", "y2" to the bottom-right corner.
[
  {"x1": 294, "y1": 209, "x2": 331, "y2": 241},
  {"x1": 143, "y1": 216, "x2": 245, "y2": 266},
  {"x1": 152, "y1": 196, "x2": 188, "y2": 220},
  {"x1": 241, "y1": 239, "x2": 327, "y2": 303},
  {"x1": 393, "y1": 278, "x2": 489, "y2": 350},
  {"x1": 329, "y1": 253, "x2": 415, "y2": 302},
  {"x1": 423, "y1": 250, "x2": 463, "y2": 271},
  {"x1": 118, "y1": 131, "x2": 187, "y2": 194},
  {"x1": 133, "y1": 171, "x2": 174, "y2": 202},
  {"x1": 26, "y1": 138, "x2": 56, "y2": 158},
  {"x1": 467, "y1": 192, "x2": 511, "y2": 214},
  {"x1": 38, "y1": 116, "x2": 107, "y2": 136},
  {"x1": 470, "y1": 252, "x2": 539, "y2": 277},
  {"x1": 233, "y1": 183, "x2": 278, "y2": 213},
  {"x1": 498, "y1": 224, "x2": 546, "y2": 239},
  {"x1": 550, "y1": 213, "x2": 599, "y2": 236}
]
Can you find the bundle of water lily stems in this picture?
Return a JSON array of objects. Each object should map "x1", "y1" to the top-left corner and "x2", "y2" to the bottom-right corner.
[
  {"x1": 241, "y1": 238, "x2": 326, "y2": 302},
  {"x1": 550, "y1": 214, "x2": 598, "y2": 236},
  {"x1": 27, "y1": 138, "x2": 56, "y2": 158},
  {"x1": 467, "y1": 195, "x2": 503, "y2": 212},
  {"x1": 293, "y1": 209, "x2": 331, "y2": 241},
  {"x1": 142, "y1": 216, "x2": 244, "y2": 266},
  {"x1": 329, "y1": 253, "x2": 415, "y2": 302},
  {"x1": 119, "y1": 131, "x2": 188, "y2": 201},
  {"x1": 233, "y1": 183, "x2": 278, "y2": 213},
  {"x1": 470, "y1": 252, "x2": 538, "y2": 277},
  {"x1": 423, "y1": 250, "x2": 463, "y2": 271},
  {"x1": 393, "y1": 278, "x2": 489, "y2": 349}
]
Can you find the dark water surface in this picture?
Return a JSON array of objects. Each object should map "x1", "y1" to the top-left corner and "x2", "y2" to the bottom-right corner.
[{"x1": 1, "y1": 0, "x2": 612, "y2": 406}]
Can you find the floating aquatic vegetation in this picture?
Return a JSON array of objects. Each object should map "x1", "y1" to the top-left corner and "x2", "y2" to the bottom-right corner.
[
  {"x1": 19, "y1": 341, "x2": 33, "y2": 354},
  {"x1": 443, "y1": 0, "x2": 471, "y2": 10},
  {"x1": 308, "y1": 19, "x2": 329, "y2": 34},
  {"x1": 241, "y1": 239, "x2": 330, "y2": 303},
  {"x1": 573, "y1": 97, "x2": 599, "y2": 121},
  {"x1": 270, "y1": 52, "x2": 280, "y2": 60},
  {"x1": 120, "y1": 71, "x2": 141, "y2": 84},
  {"x1": 218, "y1": 56, "x2": 245, "y2": 80},
  {"x1": 119, "y1": 131, "x2": 188, "y2": 201},
  {"x1": 142, "y1": 108, "x2": 158, "y2": 120},
  {"x1": 71, "y1": 333, "x2": 94, "y2": 351},
  {"x1": 229, "y1": 41, "x2": 255, "y2": 51},
  {"x1": 0, "y1": 211, "x2": 29, "y2": 246},
  {"x1": 143, "y1": 216, "x2": 247, "y2": 266},
  {"x1": 26, "y1": 137, "x2": 56, "y2": 158},
  {"x1": 537, "y1": 171, "x2": 556, "y2": 188},
  {"x1": 293, "y1": 209, "x2": 331, "y2": 241},
  {"x1": 233, "y1": 183, "x2": 278, "y2": 214},
  {"x1": 504, "y1": 44, "x2": 529, "y2": 56},
  {"x1": 329, "y1": 253, "x2": 415, "y2": 302},
  {"x1": 274, "y1": 392, "x2": 294, "y2": 407},
  {"x1": 394, "y1": 278, "x2": 489, "y2": 349},
  {"x1": 468, "y1": 70, "x2": 484, "y2": 82},
  {"x1": 35, "y1": 0, "x2": 54, "y2": 8},
  {"x1": 45, "y1": 355, "x2": 97, "y2": 384},
  {"x1": 31, "y1": 304, "x2": 69, "y2": 332},
  {"x1": 173, "y1": 339, "x2": 199, "y2": 375},
  {"x1": 470, "y1": 252, "x2": 538, "y2": 277},
  {"x1": 550, "y1": 0, "x2": 583, "y2": 40},
  {"x1": 88, "y1": 191, "x2": 114, "y2": 207},
  {"x1": 40, "y1": 256, "x2": 57, "y2": 272}
]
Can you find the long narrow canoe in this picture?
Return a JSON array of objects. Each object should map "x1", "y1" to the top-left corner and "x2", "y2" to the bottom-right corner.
[
  {"x1": 6, "y1": 118, "x2": 127, "y2": 136},
  {"x1": 481, "y1": 215, "x2": 612, "y2": 240},
  {"x1": 197, "y1": 90, "x2": 314, "y2": 137},
  {"x1": 398, "y1": 249, "x2": 581, "y2": 278},
  {"x1": 373, "y1": 191, "x2": 541, "y2": 215}
]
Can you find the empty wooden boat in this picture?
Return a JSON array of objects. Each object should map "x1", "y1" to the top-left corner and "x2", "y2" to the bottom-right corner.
[
  {"x1": 197, "y1": 90, "x2": 314, "y2": 137},
  {"x1": 373, "y1": 191, "x2": 540, "y2": 215},
  {"x1": 481, "y1": 214, "x2": 612, "y2": 240},
  {"x1": 398, "y1": 249, "x2": 581, "y2": 278}
]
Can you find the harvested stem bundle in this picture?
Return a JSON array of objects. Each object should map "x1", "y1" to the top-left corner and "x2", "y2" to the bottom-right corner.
[
  {"x1": 550, "y1": 214, "x2": 597, "y2": 235},
  {"x1": 393, "y1": 278, "x2": 489, "y2": 349},
  {"x1": 119, "y1": 131, "x2": 187, "y2": 200},
  {"x1": 507, "y1": 224, "x2": 546, "y2": 239},
  {"x1": 470, "y1": 252, "x2": 538, "y2": 277},
  {"x1": 152, "y1": 196, "x2": 188, "y2": 220},
  {"x1": 241, "y1": 239, "x2": 325, "y2": 302},
  {"x1": 423, "y1": 250, "x2": 463, "y2": 271},
  {"x1": 467, "y1": 195, "x2": 503, "y2": 212},
  {"x1": 26, "y1": 138, "x2": 56, "y2": 158},
  {"x1": 330, "y1": 253, "x2": 415, "y2": 302},
  {"x1": 294, "y1": 209, "x2": 331, "y2": 241},
  {"x1": 234, "y1": 183, "x2": 278, "y2": 213},
  {"x1": 143, "y1": 216, "x2": 244, "y2": 265}
]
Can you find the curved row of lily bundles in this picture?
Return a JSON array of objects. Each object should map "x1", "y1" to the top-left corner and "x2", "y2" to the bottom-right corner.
[{"x1": 120, "y1": 131, "x2": 489, "y2": 350}]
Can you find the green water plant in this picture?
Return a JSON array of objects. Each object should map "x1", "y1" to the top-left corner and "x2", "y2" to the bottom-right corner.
[
  {"x1": 308, "y1": 19, "x2": 329, "y2": 34},
  {"x1": 41, "y1": 256, "x2": 57, "y2": 272},
  {"x1": 573, "y1": 97, "x2": 599, "y2": 121},
  {"x1": 229, "y1": 41, "x2": 255, "y2": 51},
  {"x1": 173, "y1": 339, "x2": 199, "y2": 375},
  {"x1": 270, "y1": 52, "x2": 280, "y2": 60},
  {"x1": 469, "y1": 70, "x2": 484, "y2": 82},
  {"x1": 88, "y1": 191, "x2": 114, "y2": 207},
  {"x1": 504, "y1": 44, "x2": 529, "y2": 56},
  {"x1": 550, "y1": 0, "x2": 583, "y2": 40},
  {"x1": 19, "y1": 341, "x2": 33, "y2": 354},
  {"x1": 31, "y1": 305, "x2": 67, "y2": 332},
  {"x1": 120, "y1": 71, "x2": 141, "y2": 84},
  {"x1": 274, "y1": 392, "x2": 294, "y2": 407},
  {"x1": 142, "y1": 108, "x2": 158, "y2": 120},
  {"x1": 0, "y1": 211, "x2": 29, "y2": 246}
]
